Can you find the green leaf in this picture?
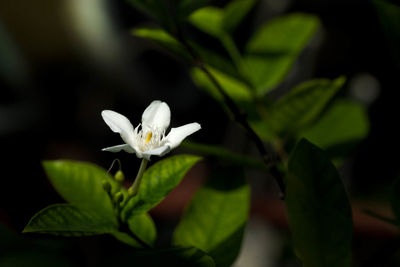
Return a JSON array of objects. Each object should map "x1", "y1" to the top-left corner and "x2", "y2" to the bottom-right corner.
[
  {"x1": 132, "y1": 27, "x2": 192, "y2": 61},
  {"x1": 111, "y1": 213, "x2": 156, "y2": 248},
  {"x1": 190, "y1": 66, "x2": 253, "y2": 107},
  {"x1": 42, "y1": 160, "x2": 117, "y2": 224},
  {"x1": 189, "y1": 7, "x2": 224, "y2": 37},
  {"x1": 173, "y1": 167, "x2": 250, "y2": 267},
  {"x1": 244, "y1": 13, "x2": 320, "y2": 95},
  {"x1": 222, "y1": 0, "x2": 256, "y2": 33},
  {"x1": 122, "y1": 155, "x2": 202, "y2": 220},
  {"x1": 286, "y1": 139, "x2": 353, "y2": 267},
  {"x1": 299, "y1": 99, "x2": 369, "y2": 156},
  {"x1": 128, "y1": 212, "x2": 157, "y2": 245},
  {"x1": 132, "y1": 27, "x2": 242, "y2": 82},
  {"x1": 252, "y1": 77, "x2": 345, "y2": 140},
  {"x1": 189, "y1": 0, "x2": 256, "y2": 36},
  {"x1": 23, "y1": 204, "x2": 116, "y2": 236},
  {"x1": 177, "y1": 0, "x2": 212, "y2": 21}
]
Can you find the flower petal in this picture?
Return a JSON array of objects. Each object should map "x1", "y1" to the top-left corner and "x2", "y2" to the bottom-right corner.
[
  {"x1": 141, "y1": 145, "x2": 171, "y2": 160},
  {"x1": 102, "y1": 144, "x2": 135, "y2": 153},
  {"x1": 141, "y1": 100, "x2": 171, "y2": 131},
  {"x1": 165, "y1": 122, "x2": 201, "y2": 149},
  {"x1": 102, "y1": 110, "x2": 135, "y2": 145}
]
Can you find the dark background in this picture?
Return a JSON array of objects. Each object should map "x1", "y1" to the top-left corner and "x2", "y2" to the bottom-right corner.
[{"x1": 1, "y1": 0, "x2": 399, "y2": 266}]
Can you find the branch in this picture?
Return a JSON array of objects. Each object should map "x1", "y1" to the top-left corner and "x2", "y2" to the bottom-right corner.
[{"x1": 175, "y1": 33, "x2": 286, "y2": 197}]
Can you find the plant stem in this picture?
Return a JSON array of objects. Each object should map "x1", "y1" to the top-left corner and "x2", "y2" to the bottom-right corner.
[
  {"x1": 175, "y1": 32, "x2": 286, "y2": 197},
  {"x1": 181, "y1": 141, "x2": 271, "y2": 171},
  {"x1": 128, "y1": 159, "x2": 148, "y2": 197}
]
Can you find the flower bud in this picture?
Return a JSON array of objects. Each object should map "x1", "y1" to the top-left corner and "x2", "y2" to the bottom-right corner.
[
  {"x1": 102, "y1": 180, "x2": 111, "y2": 193},
  {"x1": 114, "y1": 170, "x2": 125, "y2": 183},
  {"x1": 127, "y1": 187, "x2": 137, "y2": 197},
  {"x1": 114, "y1": 191, "x2": 124, "y2": 204}
]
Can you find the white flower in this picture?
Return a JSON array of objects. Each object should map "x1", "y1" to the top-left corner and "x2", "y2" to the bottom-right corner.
[{"x1": 101, "y1": 100, "x2": 201, "y2": 160}]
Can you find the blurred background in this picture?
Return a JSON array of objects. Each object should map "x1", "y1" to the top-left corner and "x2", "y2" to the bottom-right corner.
[{"x1": 1, "y1": 0, "x2": 400, "y2": 266}]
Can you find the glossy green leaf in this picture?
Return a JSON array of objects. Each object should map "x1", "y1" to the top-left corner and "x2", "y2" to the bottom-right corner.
[
  {"x1": 300, "y1": 99, "x2": 369, "y2": 156},
  {"x1": 112, "y1": 212, "x2": 156, "y2": 248},
  {"x1": 122, "y1": 155, "x2": 202, "y2": 220},
  {"x1": 128, "y1": 212, "x2": 157, "y2": 245},
  {"x1": 23, "y1": 204, "x2": 116, "y2": 236},
  {"x1": 43, "y1": 160, "x2": 117, "y2": 224},
  {"x1": 286, "y1": 139, "x2": 353, "y2": 267},
  {"x1": 173, "y1": 168, "x2": 250, "y2": 267},
  {"x1": 244, "y1": 13, "x2": 320, "y2": 95},
  {"x1": 132, "y1": 27, "x2": 191, "y2": 61},
  {"x1": 222, "y1": 0, "x2": 256, "y2": 33},
  {"x1": 252, "y1": 77, "x2": 345, "y2": 140}
]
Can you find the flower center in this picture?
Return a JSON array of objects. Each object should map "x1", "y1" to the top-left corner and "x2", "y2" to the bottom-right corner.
[{"x1": 145, "y1": 132, "x2": 152, "y2": 144}]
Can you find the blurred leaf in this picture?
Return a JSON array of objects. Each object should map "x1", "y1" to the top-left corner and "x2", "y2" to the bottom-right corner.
[
  {"x1": 189, "y1": 7, "x2": 224, "y2": 37},
  {"x1": 43, "y1": 161, "x2": 118, "y2": 224},
  {"x1": 173, "y1": 168, "x2": 250, "y2": 267},
  {"x1": 222, "y1": 0, "x2": 257, "y2": 34},
  {"x1": 132, "y1": 27, "x2": 191, "y2": 60},
  {"x1": 177, "y1": 0, "x2": 212, "y2": 20},
  {"x1": 244, "y1": 13, "x2": 320, "y2": 95},
  {"x1": 191, "y1": 66, "x2": 252, "y2": 106},
  {"x1": 373, "y1": 0, "x2": 400, "y2": 67},
  {"x1": 127, "y1": 247, "x2": 215, "y2": 267},
  {"x1": 299, "y1": 99, "x2": 369, "y2": 156},
  {"x1": 132, "y1": 27, "x2": 242, "y2": 81},
  {"x1": 125, "y1": 0, "x2": 173, "y2": 30},
  {"x1": 286, "y1": 139, "x2": 353, "y2": 267},
  {"x1": 252, "y1": 77, "x2": 345, "y2": 140},
  {"x1": 189, "y1": 0, "x2": 256, "y2": 36},
  {"x1": 23, "y1": 204, "x2": 116, "y2": 236},
  {"x1": 122, "y1": 155, "x2": 202, "y2": 220},
  {"x1": 193, "y1": 43, "x2": 242, "y2": 80}
]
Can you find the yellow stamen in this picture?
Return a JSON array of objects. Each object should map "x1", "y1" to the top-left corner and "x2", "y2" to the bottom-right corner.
[{"x1": 145, "y1": 132, "x2": 152, "y2": 144}]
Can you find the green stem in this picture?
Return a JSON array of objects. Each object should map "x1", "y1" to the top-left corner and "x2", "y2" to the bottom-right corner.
[
  {"x1": 174, "y1": 32, "x2": 286, "y2": 197},
  {"x1": 128, "y1": 159, "x2": 148, "y2": 197},
  {"x1": 181, "y1": 141, "x2": 271, "y2": 171}
]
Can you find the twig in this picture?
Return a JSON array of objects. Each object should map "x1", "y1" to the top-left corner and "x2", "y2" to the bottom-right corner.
[{"x1": 175, "y1": 32, "x2": 286, "y2": 197}]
